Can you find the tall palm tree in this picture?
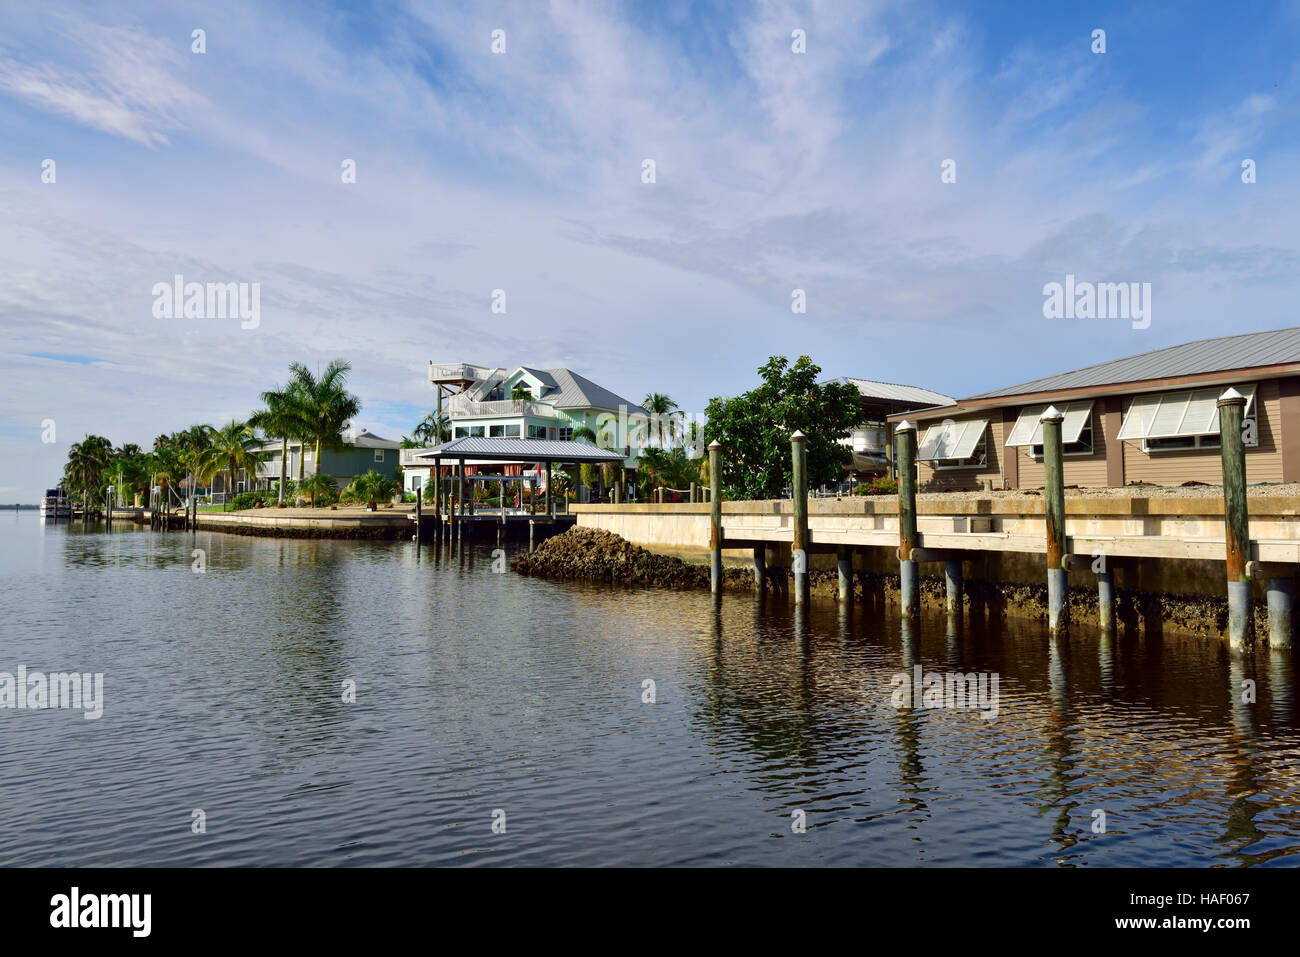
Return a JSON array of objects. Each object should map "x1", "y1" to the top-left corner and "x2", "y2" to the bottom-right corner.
[
  {"x1": 250, "y1": 383, "x2": 305, "y2": 505},
  {"x1": 195, "y1": 420, "x2": 262, "y2": 505},
  {"x1": 288, "y1": 360, "x2": 362, "y2": 476},
  {"x1": 64, "y1": 435, "x2": 113, "y2": 517},
  {"x1": 642, "y1": 392, "x2": 681, "y2": 449},
  {"x1": 413, "y1": 410, "x2": 451, "y2": 446}
]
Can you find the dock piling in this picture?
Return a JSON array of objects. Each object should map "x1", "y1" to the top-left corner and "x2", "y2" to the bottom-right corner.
[
  {"x1": 1218, "y1": 388, "x2": 1252, "y2": 650},
  {"x1": 752, "y1": 546, "x2": 766, "y2": 591},
  {"x1": 837, "y1": 545, "x2": 852, "y2": 604},
  {"x1": 709, "y1": 440, "x2": 722, "y2": 595},
  {"x1": 1041, "y1": 406, "x2": 1068, "y2": 636},
  {"x1": 944, "y1": 559, "x2": 962, "y2": 616},
  {"x1": 1098, "y1": 568, "x2": 1115, "y2": 634},
  {"x1": 895, "y1": 420, "x2": 919, "y2": 617},
  {"x1": 791, "y1": 430, "x2": 809, "y2": 605},
  {"x1": 1267, "y1": 578, "x2": 1293, "y2": 650}
]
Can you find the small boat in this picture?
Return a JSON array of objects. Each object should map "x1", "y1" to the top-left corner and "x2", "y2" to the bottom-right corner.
[{"x1": 39, "y1": 488, "x2": 71, "y2": 520}]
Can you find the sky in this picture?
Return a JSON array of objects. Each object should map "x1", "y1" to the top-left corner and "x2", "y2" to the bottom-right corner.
[{"x1": 1, "y1": 0, "x2": 1299, "y2": 501}]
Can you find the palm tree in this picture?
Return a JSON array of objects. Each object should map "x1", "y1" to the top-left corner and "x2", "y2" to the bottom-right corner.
[
  {"x1": 413, "y1": 410, "x2": 451, "y2": 446},
  {"x1": 642, "y1": 392, "x2": 681, "y2": 449},
  {"x1": 250, "y1": 383, "x2": 305, "y2": 505},
  {"x1": 64, "y1": 435, "x2": 113, "y2": 517},
  {"x1": 288, "y1": 360, "x2": 362, "y2": 476},
  {"x1": 195, "y1": 420, "x2": 262, "y2": 506},
  {"x1": 510, "y1": 383, "x2": 533, "y2": 403},
  {"x1": 571, "y1": 425, "x2": 597, "y2": 445}
]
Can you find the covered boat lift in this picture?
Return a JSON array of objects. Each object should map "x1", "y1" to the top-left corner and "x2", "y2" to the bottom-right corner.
[{"x1": 408, "y1": 436, "x2": 626, "y2": 541}]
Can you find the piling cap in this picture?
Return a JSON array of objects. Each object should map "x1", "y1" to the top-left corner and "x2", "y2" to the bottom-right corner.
[
  {"x1": 1039, "y1": 405, "x2": 1064, "y2": 423},
  {"x1": 895, "y1": 420, "x2": 915, "y2": 433},
  {"x1": 1217, "y1": 386, "x2": 1245, "y2": 407},
  {"x1": 791, "y1": 429, "x2": 806, "y2": 442},
  {"x1": 707, "y1": 439, "x2": 722, "y2": 450}
]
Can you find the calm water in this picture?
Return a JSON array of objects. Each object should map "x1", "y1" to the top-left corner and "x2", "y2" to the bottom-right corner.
[{"x1": 2, "y1": 510, "x2": 1298, "y2": 867}]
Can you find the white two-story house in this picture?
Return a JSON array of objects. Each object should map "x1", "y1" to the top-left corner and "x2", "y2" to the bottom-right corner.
[{"x1": 400, "y1": 362, "x2": 648, "y2": 493}]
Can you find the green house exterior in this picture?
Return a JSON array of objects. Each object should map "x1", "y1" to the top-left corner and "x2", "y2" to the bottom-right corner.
[{"x1": 254, "y1": 429, "x2": 401, "y2": 492}]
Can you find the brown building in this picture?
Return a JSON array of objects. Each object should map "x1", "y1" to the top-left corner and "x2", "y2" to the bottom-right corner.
[{"x1": 886, "y1": 326, "x2": 1300, "y2": 490}]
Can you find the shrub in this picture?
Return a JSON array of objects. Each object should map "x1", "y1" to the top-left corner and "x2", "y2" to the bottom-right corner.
[
  {"x1": 298, "y1": 473, "x2": 339, "y2": 506},
  {"x1": 855, "y1": 476, "x2": 898, "y2": 496},
  {"x1": 339, "y1": 470, "x2": 396, "y2": 508},
  {"x1": 230, "y1": 490, "x2": 267, "y2": 511}
]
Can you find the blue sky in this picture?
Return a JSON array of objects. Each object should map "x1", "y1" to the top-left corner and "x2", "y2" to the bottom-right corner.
[{"x1": 1, "y1": 1, "x2": 1299, "y2": 501}]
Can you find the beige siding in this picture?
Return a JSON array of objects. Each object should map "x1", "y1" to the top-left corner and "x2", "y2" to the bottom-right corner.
[
  {"x1": 914, "y1": 415, "x2": 1007, "y2": 491},
  {"x1": 1120, "y1": 378, "x2": 1283, "y2": 485},
  {"x1": 1014, "y1": 405, "x2": 1110, "y2": 489}
]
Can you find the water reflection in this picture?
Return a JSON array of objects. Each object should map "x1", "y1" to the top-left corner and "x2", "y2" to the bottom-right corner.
[{"x1": 1, "y1": 513, "x2": 1298, "y2": 867}]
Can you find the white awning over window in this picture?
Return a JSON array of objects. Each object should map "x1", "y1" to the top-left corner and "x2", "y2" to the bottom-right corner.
[
  {"x1": 1116, "y1": 384, "x2": 1256, "y2": 441},
  {"x1": 917, "y1": 419, "x2": 988, "y2": 461},
  {"x1": 1004, "y1": 400, "x2": 1095, "y2": 447}
]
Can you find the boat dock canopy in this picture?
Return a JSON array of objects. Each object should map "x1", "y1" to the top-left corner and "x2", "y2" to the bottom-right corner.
[{"x1": 411, "y1": 437, "x2": 626, "y2": 463}]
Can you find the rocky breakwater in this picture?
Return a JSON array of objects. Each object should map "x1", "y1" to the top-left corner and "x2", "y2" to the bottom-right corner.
[{"x1": 512, "y1": 526, "x2": 756, "y2": 589}]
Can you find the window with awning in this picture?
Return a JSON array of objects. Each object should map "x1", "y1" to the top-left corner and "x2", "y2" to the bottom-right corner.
[
  {"x1": 1116, "y1": 384, "x2": 1256, "y2": 441},
  {"x1": 1005, "y1": 400, "x2": 1095, "y2": 448},
  {"x1": 917, "y1": 419, "x2": 988, "y2": 466}
]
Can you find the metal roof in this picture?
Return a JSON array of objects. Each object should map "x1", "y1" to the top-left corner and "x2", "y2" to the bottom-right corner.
[
  {"x1": 411, "y1": 437, "x2": 626, "y2": 462},
  {"x1": 828, "y1": 377, "x2": 956, "y2": 407},
  {"x1": 970, "y1": 325, "x2": 1300, "y2": 399}
]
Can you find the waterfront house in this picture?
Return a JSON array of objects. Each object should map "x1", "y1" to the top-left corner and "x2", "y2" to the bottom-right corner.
[
  {"x1": 233, "y1": 428, "x2": 401, "y2": 498},
  {"x1": 401, "y1": 362, "x2": 648, "y2": 493},
  {"x1": 886, "y1": 326, "x2": 1300, "y2": 491},
  {"x1": 826, "y1": 378, "x2": 955, "y2": 476}
]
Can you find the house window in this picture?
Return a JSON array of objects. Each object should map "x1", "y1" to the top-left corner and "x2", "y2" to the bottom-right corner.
[
  {"x1": 304, "y1": 451, "x2": 313, "y2": 461},
  {"x1": 1006, "y1": 401, "x2": 1095, "y2": 457},
  {"x1": 527, "y1": 425, "x2": 548, "y2": 439},
  {"x1": 470, "y1": 426, "x2": 485, "y2": 437},
  {"x1": 1143, "y1": 434, "x2": 1222, "y2": 452},
  {"x1": 1031, "y1": 417, "x2": 1094, "y2": 457},
  {"x1": 504, "y1": 425, "x2": 521, "y2": 438},
  {"x1": 455, "y1": 427, "x2": 469, "y2": 438},
  {"x1": 490, "y1": 425, "x2": 505, "y2": 438},
  {"x1": 1118, "y1": 383, "x2": 1257, "y2": 451},
  {"x1": 374, "y1": 449, "x2": 385, "y2": 462},
  {"x1": 916, "y1": 419, "x2": 989, "y2": 470},
  {"x1": 558, "y1": 427, "x2": 573, "y2": 441}
]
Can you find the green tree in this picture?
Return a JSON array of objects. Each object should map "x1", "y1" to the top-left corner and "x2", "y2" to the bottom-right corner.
[
  {"x1": 510, "y1": 383, "x2": 533, "y2": 402},
  {"x1": 250, "y1": 381, "x2": 307, "y2": 505},
  {"x1": 64, "y1": 435, "x2": 114, "y2": 513},
  {"x1": 195, "y1": 420, "x2": 262, "y2": 505},
  {"x1": 413, "y1": 410, "x2": 451, "y2": 445},
  {"x1": 703, "y1": 356, "x2": 861, "y2": 500},
  {"x1": 642, "y1": 392, "x2": 681, "y2": 448},
  {"x1": 288, "y1": 359, "x2": 362, "y2": 475}
]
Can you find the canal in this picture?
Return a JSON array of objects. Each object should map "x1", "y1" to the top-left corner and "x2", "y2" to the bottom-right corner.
[{"x1": 2, "y1": 511, "x2": 1298, "y2": 866}]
